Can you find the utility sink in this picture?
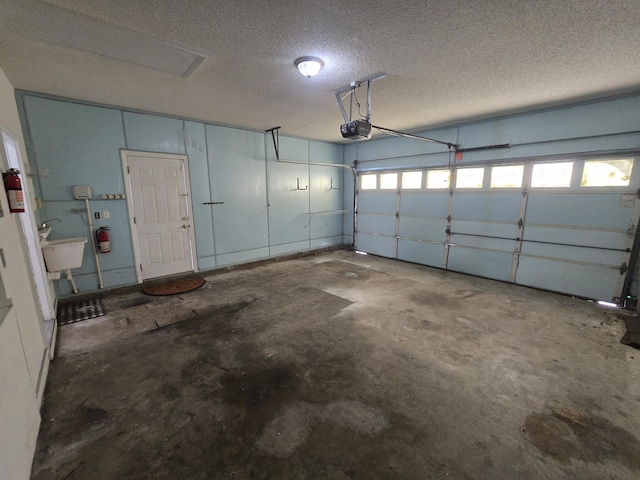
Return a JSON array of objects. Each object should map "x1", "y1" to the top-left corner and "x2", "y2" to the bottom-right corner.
[{"x1": 41, "y1": 237, "x2": 87, "y2": 272}]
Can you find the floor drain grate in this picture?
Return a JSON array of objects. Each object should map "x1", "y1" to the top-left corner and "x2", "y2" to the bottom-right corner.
[{"x1": 57, "y1": 298, "x2": 105, "y2": 325}]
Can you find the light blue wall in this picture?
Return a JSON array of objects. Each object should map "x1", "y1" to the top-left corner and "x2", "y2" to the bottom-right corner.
[
  {"x1": 22, "y1": 97, "x2": 137, "y2": 294},
  {"x1": 19, "y1": 95, "x2": 345, "y2": 298},
  {"x1": 206, "y1": 125, "x2": 269, "y2": 267},
  {"x1": 353, "y1": 94, "x2": 640, "y2": 168}
]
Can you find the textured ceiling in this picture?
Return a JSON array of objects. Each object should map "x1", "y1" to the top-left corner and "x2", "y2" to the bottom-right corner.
[{"x1": 1, "y1": 0, "x2": 640, "y2": 142}]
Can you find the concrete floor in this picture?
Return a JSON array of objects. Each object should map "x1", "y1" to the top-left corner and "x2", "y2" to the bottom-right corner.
[{"x1": 31, "y1": 250, "x2": 640, "y2": 479}]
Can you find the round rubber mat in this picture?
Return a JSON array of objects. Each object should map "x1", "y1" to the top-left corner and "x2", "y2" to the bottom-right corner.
[{"x1": 142, "y1": 277, "x2": 205, "y2": 296}]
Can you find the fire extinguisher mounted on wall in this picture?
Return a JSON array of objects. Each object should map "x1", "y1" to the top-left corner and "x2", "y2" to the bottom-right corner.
[
  {"x1": 3, "y1": 168, "x2": 25, "y2": 213},
  {"x1": 96, "y1": 227, "x2": 111, "y2": 253}
]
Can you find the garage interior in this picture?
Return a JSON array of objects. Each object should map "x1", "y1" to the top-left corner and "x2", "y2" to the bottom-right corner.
[{"x1": 1, "y1": 1, "x2": 640, "y2": 479}]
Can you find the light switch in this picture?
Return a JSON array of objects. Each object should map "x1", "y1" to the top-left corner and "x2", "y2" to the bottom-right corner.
[{"x1": 103, "y1": 211, "x2": 110, "y2": 219}]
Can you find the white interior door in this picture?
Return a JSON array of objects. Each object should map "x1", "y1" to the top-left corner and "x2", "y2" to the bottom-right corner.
[{"x1": 123, "y1": 151, "x2": 195, "y2": 281}]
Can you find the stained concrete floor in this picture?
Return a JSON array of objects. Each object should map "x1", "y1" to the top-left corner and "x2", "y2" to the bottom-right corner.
[{"x1": 32, "y1": 250, "x2": 640, "y2": 479}]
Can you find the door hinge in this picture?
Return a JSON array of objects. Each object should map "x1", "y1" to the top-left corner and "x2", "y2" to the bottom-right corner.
[
  {"x1": 127, "y1": 166, "x2": 130, "y2": 174},
  {"x1": 140, "y1": 264, "x2": 143, "y2": 271},
  {"x1": 133, "y1": 217, "x2": 136, "y2": 224}
]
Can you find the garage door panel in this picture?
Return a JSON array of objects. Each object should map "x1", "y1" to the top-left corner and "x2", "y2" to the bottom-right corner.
[
  {"x1": 516, "y1": 256, "x2": 620, "y2": 300},
  {"x1": 357, "y1": 233, "x2": 395, "y2": 258},
  {"x1": 452, "y1": 193, "x2": 522, "y2": 222},
  {"x1": 526, "y1": 193, "x2": 633, "y2": 229},
  {"x1": 520, "y1": 241, "x2": 626, "y2": 266},
  {"x1": 400, "y1": 192, "x2": 449, "y2": 217},
  {"x1": 523, "y1": 225, "x2": 630, "y2": 250},
  {"x1": 397, "y1": 239, "x2": 444, "y2": 268},
  {"x1": 450, "y1": 235, "x2": 515, "y2": 252},
  {"x1": 451, "y1": 220, "x2": 518, "y2": 239},
  {"x1": 358, "y1": 192, "x2": 397, "y2": 214},
  {"x1": 447, "y1": 246, "x2": 513, "y2": 281},
  {"x1": 398, "y1": 217, "x2": 447, "y2": 243},
  {"x1": 357, "y1": 213, "x2": 396, "y2": 236}
]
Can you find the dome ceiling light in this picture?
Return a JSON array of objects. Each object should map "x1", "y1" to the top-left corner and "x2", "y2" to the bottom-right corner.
[{"x1": 294, "y1": 56, "x2": 324, "y2": 78}]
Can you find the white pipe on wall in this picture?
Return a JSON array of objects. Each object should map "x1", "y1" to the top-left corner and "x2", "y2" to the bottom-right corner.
[{"x1": 85, "y1": 199, "x2": 104, "y2": 289}]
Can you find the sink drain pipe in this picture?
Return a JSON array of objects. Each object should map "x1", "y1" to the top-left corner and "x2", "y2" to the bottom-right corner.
[
  {"x1": 85, "y1": 198, "x2": 104, "y2": 289},
  {"x1": 64, "y1": 269, "x2": 79, "y2": 294}
]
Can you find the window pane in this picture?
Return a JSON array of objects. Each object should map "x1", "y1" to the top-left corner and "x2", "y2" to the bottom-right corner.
[
  {"x1": 490, "y1": 165, "x2": 524, "y2": 188},
  {"x1": 581, "y1": 159, "x2": 633, "y2": 187},
  {"x1": 531, "y1": 162, "x2": 573, "y2": 187},
  {"x1": 402, "y1": 171, "x2": 422, "y2": 189},
  {"x1": 456, "y1": 168, "x2": 484, "y2": 188},
  {"x1": 380, "y1": 173, "x2": 398, "y2": 189},
  {"x1": 361, "y1": 174, "x2": 377, "y2": 190},
  {"x1": 427, "y1": 169, "x2": 450, "y2": 189}
]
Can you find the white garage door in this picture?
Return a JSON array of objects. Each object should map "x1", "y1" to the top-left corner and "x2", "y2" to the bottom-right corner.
[{"x1": 356, "y1": 156, "x2": 640, "y2": 302}]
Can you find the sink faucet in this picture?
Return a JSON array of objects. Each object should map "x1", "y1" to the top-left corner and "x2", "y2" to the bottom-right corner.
[{"x1": 40, "y1": 218, "x2": 61, "y2": 229}]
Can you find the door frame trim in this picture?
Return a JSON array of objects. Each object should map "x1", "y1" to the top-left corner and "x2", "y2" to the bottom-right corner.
[{"x1": 121, "y1": 149, "x2": 198, "y2": 284}]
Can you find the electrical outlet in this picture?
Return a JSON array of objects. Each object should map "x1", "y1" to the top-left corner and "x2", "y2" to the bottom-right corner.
[
  {"x1": 94, "y1": 212, "x2": 100, "y2": 219},
  {"x1": 103, "y1": 211, "x2": 110, "y2": 219}
]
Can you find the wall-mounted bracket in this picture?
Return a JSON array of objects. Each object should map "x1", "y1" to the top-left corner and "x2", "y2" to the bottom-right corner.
[
  {"x1": 266, "y1": 126, "x2": 281, "y2": 160},
  {"x1": 295, "y1": 178, "x2": 308, "y2": 191}
]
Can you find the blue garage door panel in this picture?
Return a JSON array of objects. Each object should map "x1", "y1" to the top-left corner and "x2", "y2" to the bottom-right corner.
[
  {"x1": 526, "y1": 193, "x2": 633, "y2": 229},
  {"x1": 452, "y1": 193, "x2": 522, "y2": 222},
  {"x1": 398, "y1": 217, "x2": 447, "y2": 243},
  {"x1": 523, "y1": 225, "x2": 630, "y2": 250},
  {"x1": 357, "y1": 233, "x2": 395, "y2": 258},
  {"x1": 400, "y1": 192, "x2": 449, "y2": 217},
  {"x1": 520, "y1": 241, "x2": 626, "y2": 267},
  {"x1": 450, "y1": 220, "x2": 518, "y2": 239},
  {"x1": 447, "y1": 246, "x2": 513, "y2": 281},
  {"x1": 358, "y1": 192, "x2": 397, "y2": 214},
  {"x1": 450, "y1": 235, "x2": 515, "y2": 252},
  {"x1": 397, "y1": 240, "x2": 445, "y2": 268},
  {"x1": 357, "y1": 213, "x2": 396, "y2": 236},
  {"x1": 516, "y1": 256, "x2": 620, "y2": 300}
]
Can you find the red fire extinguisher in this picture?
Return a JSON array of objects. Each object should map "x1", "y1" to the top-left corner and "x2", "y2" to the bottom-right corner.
[
  {"x1": 96, "y1": 227, "x2": 111, "y2": 253},
  {"x1": 3, "y1": 168, "x2": 25, "y2": 213}
]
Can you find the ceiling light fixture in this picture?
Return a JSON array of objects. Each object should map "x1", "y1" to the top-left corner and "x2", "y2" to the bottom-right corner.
[{"x1": 294, "y1": 56, "x2": 324, "y2": 78}]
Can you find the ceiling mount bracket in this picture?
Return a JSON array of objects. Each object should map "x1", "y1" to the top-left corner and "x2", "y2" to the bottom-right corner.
[{"x1": 336, "y1": 73, "x2": 387, "y2": 124}]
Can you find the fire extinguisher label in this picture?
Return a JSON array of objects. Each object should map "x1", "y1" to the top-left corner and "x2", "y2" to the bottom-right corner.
[
  {"x1": 8, "y1": 190, "x2": 25, "y2": 210},
  {"x1": 99, "y1": 241, "x2": 110, "y2": 253}
]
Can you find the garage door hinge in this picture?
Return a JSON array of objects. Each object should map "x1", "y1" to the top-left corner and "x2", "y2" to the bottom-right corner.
[
  {"x1": 518, "y1": 219, "x2": 524, "y2": 227},
  {"x1": 620, "y1": 262, "x2": 628, "y2": 274},
  {"x1": 447, "y1": 214, "x2": 451, "y2": 222},
  {"x1": 396, "y1": 212, "x2": 399, "y2": 218}
]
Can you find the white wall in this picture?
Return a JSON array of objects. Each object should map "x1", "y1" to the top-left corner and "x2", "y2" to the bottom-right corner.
[{"x1": 0, "y1": 67, "x2": 49, "y2": 480}]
